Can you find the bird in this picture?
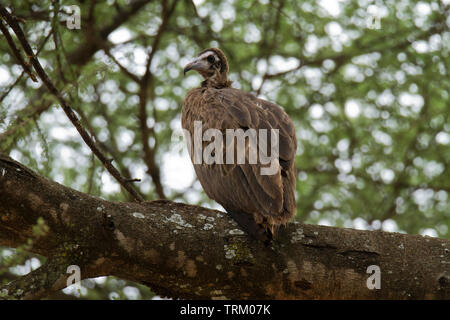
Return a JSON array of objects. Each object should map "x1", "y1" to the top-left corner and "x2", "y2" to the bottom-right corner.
[{"x1": 182, "y1": 48, "x2": 297, "y2": 242}]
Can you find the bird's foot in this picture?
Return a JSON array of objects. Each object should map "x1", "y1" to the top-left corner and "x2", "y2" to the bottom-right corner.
[{"x1": 226, "y1": 210, "x2": 272, "y2": 245}]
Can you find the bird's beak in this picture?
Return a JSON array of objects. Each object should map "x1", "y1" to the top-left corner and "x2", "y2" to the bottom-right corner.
[{"x1": 183, "y1": 58, "x2": 209, "y2": 76}]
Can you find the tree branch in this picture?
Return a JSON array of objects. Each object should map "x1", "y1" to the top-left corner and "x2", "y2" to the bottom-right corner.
[
  {"x1": 137, "y1": 0, "x2": 178, "y2": 199},
  {"x1": 0, "y1": 5, "x2": 144, "y2": 202},
  {"x1": 264, "y1": 25, "x2": 445, "y2": 80},
  {"x1": 1, "y1": 0, "x2": 154, "y2": 153},
  {"x1": 0, "y1": 153, "x2": 449, "y2": 299},
  {"x1": 0, "y1": 16, "x2": 37, "y2": 82},
  {"x1": 66, "y1": 0, "x2": 154, "y2": 66},
  {"x1": 1, "y1": 255, "x2": 72, "y2": 300}
]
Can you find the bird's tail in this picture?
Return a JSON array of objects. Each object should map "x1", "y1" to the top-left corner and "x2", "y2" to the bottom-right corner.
[{"x1": 226, "y1": 210, "x2": 273, "y2": 245}]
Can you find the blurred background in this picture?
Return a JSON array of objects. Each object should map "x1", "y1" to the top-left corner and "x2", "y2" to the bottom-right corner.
[{"x1": 0, "y1": 0, "x2": 448, "y2": 299}]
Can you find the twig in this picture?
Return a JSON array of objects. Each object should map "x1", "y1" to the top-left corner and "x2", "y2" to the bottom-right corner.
[
  {"x1": 0, "y1": 28, "x2": 53, "y2": 150},
  {"x1": 33, "y1": 117, "x2": 51, "y2": 175},
  {"x1": 104, "y1": 48, "x2": 140, "y2": 83},
  {"x1": 0, "y1": 27, "x2": 52, "y2": 104},
  {"x1": 87, "y1": 153, "x2": 96, "y2": 195},
  {"x1": 51, "y1": 0, "x2": 66, "y2": 83},
  {"x1": 0, "y1": 70, "x2": 24, "y2": 104},
  {"x1": 0, "y1": 13, "x2": 37, "y2": 82}
]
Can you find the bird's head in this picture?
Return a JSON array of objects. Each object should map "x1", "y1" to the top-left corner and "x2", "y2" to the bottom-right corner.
[{"x1": 183, "y1": 48, "x2": 231, "y2": 88}]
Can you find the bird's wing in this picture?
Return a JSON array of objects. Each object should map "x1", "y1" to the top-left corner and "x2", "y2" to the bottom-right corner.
[
  {"x1": 189, "y1": 88, "x2": 297, "y2": 218},
  {"x1": 256, "y1": 97, "x2": 297, "y2": 218}
]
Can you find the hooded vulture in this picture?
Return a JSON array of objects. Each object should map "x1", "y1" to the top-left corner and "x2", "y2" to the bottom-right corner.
[{"x1": 182, "y1": 48, "x2": 297, "y2": 242}]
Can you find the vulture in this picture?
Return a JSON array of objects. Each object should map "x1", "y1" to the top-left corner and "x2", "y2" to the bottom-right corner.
[{"x1": 182, "y1": 48, "x2": 297, "y2": 242}]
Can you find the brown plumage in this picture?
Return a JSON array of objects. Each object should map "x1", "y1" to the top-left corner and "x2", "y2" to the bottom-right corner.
[{"x1": 182, "y1": 48, "x2": 297, "y2": 242}]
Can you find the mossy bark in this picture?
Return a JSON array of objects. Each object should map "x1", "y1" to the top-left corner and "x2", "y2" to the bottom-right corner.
[{"x1": 0, "y1": 153, "x2": 449, "y2": 299}]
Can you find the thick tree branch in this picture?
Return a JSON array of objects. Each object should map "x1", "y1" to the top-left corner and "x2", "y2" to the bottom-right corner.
[{"x1": 0, "y1": 153, "x2": 449, "y2": 299}]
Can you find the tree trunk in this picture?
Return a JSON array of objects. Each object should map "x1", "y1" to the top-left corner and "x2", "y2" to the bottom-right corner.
[{"x1": 0, "y1": 153, "x2": 449, "y2": 299}]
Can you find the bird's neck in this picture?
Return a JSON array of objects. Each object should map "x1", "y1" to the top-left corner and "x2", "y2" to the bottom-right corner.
[{"x1": 202, "y1": 71, "x2": 232, "y2": 89}]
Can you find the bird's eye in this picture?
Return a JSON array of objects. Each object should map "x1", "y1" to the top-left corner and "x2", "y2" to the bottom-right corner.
[{"x1": 207, "y1": 55, "x2": 215, "y2": 63}]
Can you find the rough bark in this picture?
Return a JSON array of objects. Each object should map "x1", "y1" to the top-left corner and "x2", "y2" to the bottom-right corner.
[{"x1": 0, "y1": 153, "x2": 449, "y2": 300}]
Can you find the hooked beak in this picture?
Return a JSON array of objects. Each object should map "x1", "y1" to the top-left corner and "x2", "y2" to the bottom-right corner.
[{"x1": 183, "y1": 58, "x2": 209, "y2": 76}]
